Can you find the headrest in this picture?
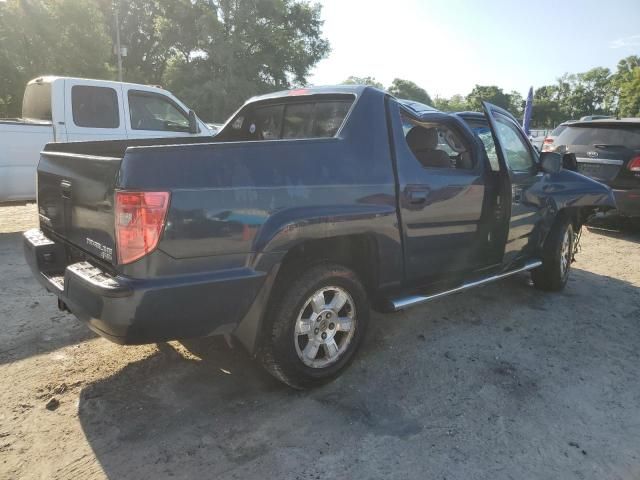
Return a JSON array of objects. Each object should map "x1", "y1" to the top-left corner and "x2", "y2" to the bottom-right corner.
[{"x1": 406, "y1": 127, "x2": 438, "y2": 151}]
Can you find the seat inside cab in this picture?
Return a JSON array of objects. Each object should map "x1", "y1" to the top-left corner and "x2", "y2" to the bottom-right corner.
[{"x1": 403, "y1": 119, "x2": 474, "y2": 170}]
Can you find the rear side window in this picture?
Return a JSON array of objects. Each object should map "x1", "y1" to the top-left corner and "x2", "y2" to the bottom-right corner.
[
  {"x1": 22, "y1": 82, "x2": 52, "y2": 121},
  {"x1": 224, "y1": 96, "x2": 353, "y2": 141},
  {"x1": 550, "y1": 124, "x2": 567, "y2": 136},
  {"x1": 282, "y1": 103, "x2": 314, "y2": 138},
  {"x1": 71, "y1": 85, "x2": 119, "y2": 128},
  {"x1": 254, "y1": 104, "x2": 284, "y2": 139},
  {"x1": 310, "y1": 101, "x2": 352, "y2": 137},
  {"x1": 556, "y1": 125, "x2": 640, "y2": 147}
]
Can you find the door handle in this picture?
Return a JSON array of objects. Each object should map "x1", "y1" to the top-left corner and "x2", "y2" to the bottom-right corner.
[{"x1": 408, "y1": 189, "x2": 429, "y2": 204}]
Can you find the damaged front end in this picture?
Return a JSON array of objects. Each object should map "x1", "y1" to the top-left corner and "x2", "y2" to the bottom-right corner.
[{"x1": 531, "y1": 168, "x2": 617, "y2": 256}]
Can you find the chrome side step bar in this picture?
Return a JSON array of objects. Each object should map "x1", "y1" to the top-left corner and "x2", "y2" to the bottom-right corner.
[{"x1": 390, "y1": 260, "x2": 542, "y2": 311}]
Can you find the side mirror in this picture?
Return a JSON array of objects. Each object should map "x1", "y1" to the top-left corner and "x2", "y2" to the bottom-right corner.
[
  {"x1": 539, "y1": 152, "x2": 562, "y2": 174},
  {"x1": 188, "y1": 110, "x2": 199, "y2": 134}
]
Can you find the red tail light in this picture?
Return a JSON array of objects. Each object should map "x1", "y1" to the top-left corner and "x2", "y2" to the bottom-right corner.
[
  {"x1": 115, "y1": 191, "x2": 170, "y2": 264},
  {"x1": 628, "y1": 155, "x2": 640, "y2": 172},
  {"x1": 543, "y1": 138, "x2": 553, "y2": 144}
]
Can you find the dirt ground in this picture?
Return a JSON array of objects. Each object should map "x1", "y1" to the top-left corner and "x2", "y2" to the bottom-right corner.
[{"x1": 1, "y1": 204, "x2": 639, "y2": 480}]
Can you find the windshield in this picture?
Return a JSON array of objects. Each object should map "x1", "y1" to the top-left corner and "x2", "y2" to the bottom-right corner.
[{"x1": 550, "y1": 125, "x2": 567, "y2": 136}]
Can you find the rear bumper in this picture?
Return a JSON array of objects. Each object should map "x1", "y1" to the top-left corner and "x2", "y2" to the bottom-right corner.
[
  {"x1": 23, "y1": 229, "x2": 266, "y2": 345},
  {"x1": 613, "y1": 188, "x2": 640, "y2": 217}
]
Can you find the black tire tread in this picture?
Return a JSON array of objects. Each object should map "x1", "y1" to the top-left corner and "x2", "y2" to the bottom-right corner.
[{"x1": 532, "y1": 216, "x2": 573, "y2": 292}]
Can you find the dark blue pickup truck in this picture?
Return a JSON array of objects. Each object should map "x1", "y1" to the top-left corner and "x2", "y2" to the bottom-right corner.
[{"x1": 24, "y1": 86, "x2": 616, "y2": 388}]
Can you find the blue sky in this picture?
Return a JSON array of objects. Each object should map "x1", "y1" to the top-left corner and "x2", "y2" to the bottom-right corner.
[{"x1": 309, "y1": 0, "x2": 640, "y2": 98}]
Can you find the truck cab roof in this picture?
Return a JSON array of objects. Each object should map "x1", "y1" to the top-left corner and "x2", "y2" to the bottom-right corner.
[{"x1": 27, "y1": 76, "x2": 176, "y2": 98}]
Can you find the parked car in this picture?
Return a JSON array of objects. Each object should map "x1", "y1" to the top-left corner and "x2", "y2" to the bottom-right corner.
[
  {"x1": 546, "y1": 118, "x2": 640, "y2": 217},
  {"x1": 0, "y1": 76, "x2": 215, "y2": 202},
  {"x1": 529, "y1": 133, "x2": 546, "y2": 151},
  {"x1": 542, "y1": 120, "x2": 578, "y2": 152},
  {"x1": 24, "y1": 86, "x2": 615, "y2": 388}
]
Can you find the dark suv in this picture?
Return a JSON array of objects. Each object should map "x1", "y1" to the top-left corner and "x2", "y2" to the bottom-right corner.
[{"x1": 551, "y1": 119, "x2": 640, "y2": 217}]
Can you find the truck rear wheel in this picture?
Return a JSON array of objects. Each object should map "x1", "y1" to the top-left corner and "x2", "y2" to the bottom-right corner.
[
  {"x1": 260, "y1": 263, "x2": 369, "y2": 389},
  {"x1": 531, "y1": 217, "x2": 574, "y2": 292}
]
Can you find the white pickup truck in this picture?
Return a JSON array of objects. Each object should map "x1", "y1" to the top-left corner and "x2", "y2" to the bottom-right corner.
[{"x1": 0, "y1": 76, "x2": 215, "y2": 202}]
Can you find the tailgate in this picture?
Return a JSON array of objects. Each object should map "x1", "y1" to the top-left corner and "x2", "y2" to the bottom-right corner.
[
  {"x1": 574, "y1": 152, "x2": 624, "y2": 183},
  {"x1": 37, "y1": 150, "x2": 122, "y2": 263},
  {"x1": 571, "y1": 144, "x2": 628, "y2": 183}
]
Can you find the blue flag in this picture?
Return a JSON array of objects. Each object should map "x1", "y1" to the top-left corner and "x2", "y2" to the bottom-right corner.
[{"x1": 522, "y1": 86, "x2": 533, "y2": 135}]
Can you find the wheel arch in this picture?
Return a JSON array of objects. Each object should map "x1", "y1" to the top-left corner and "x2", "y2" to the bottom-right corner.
[{"x1": 234, "y1": 233, "x2": 382, "y2": 356}]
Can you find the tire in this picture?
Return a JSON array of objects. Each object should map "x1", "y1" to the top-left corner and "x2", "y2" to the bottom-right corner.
[
  {"x1": 260, "y1": 263, "x2": 369, "y2": 389},
  {"x1": 531, "y1": 216, "x2": 574, "y2": 292}
]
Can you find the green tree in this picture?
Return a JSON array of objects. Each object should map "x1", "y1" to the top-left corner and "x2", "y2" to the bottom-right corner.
[
  {"x1": 466, "y1": 85, "x2": 512, "y2": 112},
  {"x1": 94, "y1": 0, "x2": 204, "y2": 84},
  {"x1": 432, "y1": 94, "x2": 468, "y2": 112},
  {"x1": 507, "y1": 90, "x2": 524, "y2": 118},
  {"x1": 531, "y1": 85, "x2": 564, "y2": 127},
  {"x1": 342, "y1": 76, "x2": 384, "y2": 89},
  {"x1": 388, "y1": 78, "x2": 432, "y2": 105},
  {"x1": 618, "y1": 67, "x2": 640, "y2": 117},
  {"x1": 164, "y1": 1, "x2": 329, "y2": 122},
  {"x1": 0, "y1": 0, "x2": 112, "y2": 117},
  {"x1": 612, "y1": 55, "x2": 640, "y2": 117}
]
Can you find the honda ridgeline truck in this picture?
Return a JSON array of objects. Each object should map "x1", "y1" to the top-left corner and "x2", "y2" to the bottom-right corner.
[{"x1": 24, "y1": 86, "x2": 616, "y2": 388}]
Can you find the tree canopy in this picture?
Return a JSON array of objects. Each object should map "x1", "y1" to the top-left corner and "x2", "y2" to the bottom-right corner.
[
  {"x1": 0, "y1": 0, "x2": 638, "y2": 127},
  {"x1": 0, "y1": 0, "x2": 329, "y2": 121},
  {"x1": 0, "y1": 0, "x2": 113, "y2": 116},
  {"x1": 341, "y1": 76, "x2": 384, "y2": 89},
  {"x1": 388, "y1": 78, "x2": 432, "y2": 105},
  {"x1": 346, "y1": 56, "x2": 640, "y2": 127}
]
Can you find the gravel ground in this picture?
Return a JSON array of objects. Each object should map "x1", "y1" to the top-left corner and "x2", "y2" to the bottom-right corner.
[{"x1": 1, "y1": 205, "x2": 639, "y2": 480}]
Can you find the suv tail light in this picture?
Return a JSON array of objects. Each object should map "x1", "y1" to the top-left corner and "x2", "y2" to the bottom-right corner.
[
  {"x1": 115, "y1": 191, "x2": 170, "y2": 264},
  {"x1": 543, "y1": 137, "x2": 554, "y2": 144},
  {"x1": 628, "y1": 155, "x2": 640, "y2": 172}
]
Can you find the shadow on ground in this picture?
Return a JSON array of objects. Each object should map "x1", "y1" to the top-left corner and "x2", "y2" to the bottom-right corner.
[{"x1": 77, "y1": 267, "x2": 640, "y2": 479}]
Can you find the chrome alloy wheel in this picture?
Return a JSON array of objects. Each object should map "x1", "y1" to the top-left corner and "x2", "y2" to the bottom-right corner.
[
  {"x1": 560, "y1": 229, "x2": 571, "y2": 278},
  {"x1": 294, "y1": 286, "x2": 357, "y2": 368}
]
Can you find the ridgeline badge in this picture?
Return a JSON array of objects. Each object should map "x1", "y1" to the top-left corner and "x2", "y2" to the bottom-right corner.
[{"x1": 86, "y1": 238, "x2": 113, "y2": 261}]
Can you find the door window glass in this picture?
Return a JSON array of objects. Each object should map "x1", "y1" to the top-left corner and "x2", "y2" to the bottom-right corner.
[
  {"x1": 494, "y1": 116, "x2": 535, "y2": 172},
  {"x1": 71, "y1": 85, "x2": 119, "y2": 128},
  {"x1": 128, "y1": 92, "x2": 190, "y2": 132},
  {"x1": 401, "y1": 114, "x2": 473, "y2": 169}
]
